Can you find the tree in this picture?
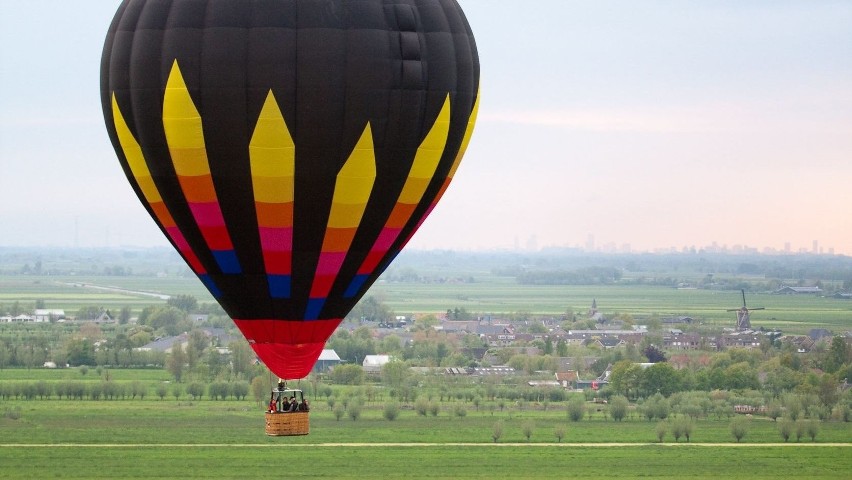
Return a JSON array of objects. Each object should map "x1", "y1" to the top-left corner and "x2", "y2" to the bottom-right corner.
[
  {"x1": 723, "y1": 362, "x2": 760, "y2": 391},
  {"x1": 640, "y1": 362, "x2": 681, "y2": 397},
  {"x1": 333, "y1": 404, "x2": 345, "y2": 421},
  {"x1": 186, "y1": 382, "x2": 205, "y2": 400},
  {"x1": 610, "y1": 360, "x2": 643, "y2": 399},
  {"x1": 251, "y1": 376, "x2": 268, "y2": 405},
  {"x1": 347, "y1": 402, "x2": 362, "y2": 421},
  {"x1": 186, "y1": 329, "x2": 208, "y2": 369},
  {"x1": 554, "y1": 425, "x2": 566, "y2": 443},
  {"x1": 730, "y1": 417, "x2": 749, "y2": 442},
  {"x1": 522, "y1": 421, "x2": 534, "y2": 442},
  {"x1": 806, "y1": 419, "x2": 820, "y2": 442},
  {"x1": 167, "y1": 294, "x2": 198, "y2": 313},
  {"x1": 655, "y1": 421, "x2": 667, "y2": 442},
  {"x1": 76, "y1": 306, "x2": 103, "y2": 321},
  {"x1": 609, "y1": 395, "x2": 629, "y2": 422},
  {"x1": 330, "y1": 364, "x2": 364, "y2": 385},
  {"x1": 778, "y1": 418, "x2": 794, "y2": 442},
  {"x1": 64, "y1": 338, "x2": 95, "y2": 366},
  {"x1": 567, "y1": 396, "x2": 585, "y2": 422},
  {"x1": 824, "y1": 336, "x2": 850, "y2": 374},
  {"x1": 171, "y1": 382, "x2": 183, "y2": 400},
  {"x1": 383, "y1": 402, "x2": 400, "y2": 421},
  {"x1": 119, "y1": 306, "x2": 132, "y2": 325},
  {"x1": 643, "y1": 344, "x2": 667, "y2": 363},
  {"x1": 156, "y1": 382, "x2": 169, "y2": 400},
  {"x1": 382, "y1": 360, "x2": 410, "y2": 391},
  {"x1": 144, "y1": 306, "x2": 187, "y2": 335},
  {"x1": 414, "y1": 314, "x2": 440, "y2": 330},
  {"x1": 347, "y1": 295, "x2": 393, "y2": 323},
  {"x1": 556, "y1": 339, "x2": 568, "y2": 357},
  {"x1": 229, "y1": 340, "x2": 254, "y2": 378},
  {"x1": 492, "y1": 421, "x2": 503, "y2": 443},
  {"x1": 166, "y1": 342, "x2": 187, "y2": 382}
]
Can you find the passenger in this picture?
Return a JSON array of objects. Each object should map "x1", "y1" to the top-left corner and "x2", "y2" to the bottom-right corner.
[
  {"x1": 288, "y1": 396, "x2": 298, "y2": 412},
  {"x1": 268, "y1": 393, "x2": 276, "y2": 413},
  {"x1": 299, "y1": 398, "x2": 310, "y2": 412}
]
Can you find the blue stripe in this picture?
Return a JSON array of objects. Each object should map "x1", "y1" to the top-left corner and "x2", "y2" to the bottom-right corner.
[
  {"x1": 305, "y1": 298, "x2": 326, "y2": 320},
  {"x1": 344, "y1": 274, "x2": 369, "y2": 298},
  {"x1": 198, "y1": 274, "x2": 221, "y2": 298},
  {"x1": 212, "y1": 250, "x2": 241, "y2": 274},
  {"x1": 267, "y1": 274, "x2": 291, "y2": 298}
]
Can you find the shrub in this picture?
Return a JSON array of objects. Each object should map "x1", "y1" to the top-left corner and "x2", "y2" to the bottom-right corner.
[
  {"x1": 670, "y1": 416, "x2": 694, "y2": 442},
  {"x1": 806, "y1": 419, "x2": 820, "y2": 442},
  {"x1": 492, "y1": 421, "x2": 503, "y2": 443},
  {"x1": 171, "y1": 383, "x2": 183, "y2": 401},
  {"x1": 779, "y1": 418, "x2": 794, "y2": 442},
  {"x1": 232, "y1": 381, "x2": 249, "y2": 400},
  {"x1": 609, "y1": 395, "x2": 629, "y2": 422},
  {"x1": 554, "y1": 425, "x2": 566, "y2": 443},
  {"x1": 454, "y1": 405, "x2": 467, "y2": 418},
  {"x1": 522, "y1": 421, "x2": 534, "y2": 442},
  {"x1": 347, "y1": 403, "x2": 362, "y2": 421},
  {"x1": 383, "y1": 402, "x2": 400, "y2": 421},
  {"x1": 567, "y1": 396, "x2": 585, "y2": 422},
  {"x1": 795, "y1": 419, "x2": 806, "y2": 442},
  {"x1": 156, "y1": 383, "x2": 169, "y2": 400},
  {"x1": 730, "y1": 417, "x2": 749, "y2": 442},
  {"x1": 655, "y1": 421, "x2": 667, "y2": 443},
  {"x1": 333, "y1": 403, "x2": 345, "y2": 421},
  {"x1": 429, "y1": 402, "x2": 440, "y2": 417},
  {"x1": 415, "y1": 397, "x2": 429, "y2": 416},
  {"x1": 187, "y1": 382, "x2": 205, "y2": 400}
]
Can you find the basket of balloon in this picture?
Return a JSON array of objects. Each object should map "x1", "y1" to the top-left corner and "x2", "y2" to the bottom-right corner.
[
  {"x1": 265, "y1": 387, "x2": 310, "y2": 436},
  {"x1": 265, "y1": 411, "x2": 310, "y2": 436}
]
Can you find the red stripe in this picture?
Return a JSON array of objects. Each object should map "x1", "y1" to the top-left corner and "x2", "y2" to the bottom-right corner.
[{"x1": 233, "y1": 318, "x2": 341, "y2": 379}]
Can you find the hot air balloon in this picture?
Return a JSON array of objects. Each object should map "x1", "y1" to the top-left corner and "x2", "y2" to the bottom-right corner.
[{"x1": 100, "y1": 0, "x2": 479, "y2": 382}]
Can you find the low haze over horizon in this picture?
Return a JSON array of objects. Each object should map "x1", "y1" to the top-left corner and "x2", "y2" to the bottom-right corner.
[{"x1": 2, "y1": 1, "x2": 850, "y2": 254}]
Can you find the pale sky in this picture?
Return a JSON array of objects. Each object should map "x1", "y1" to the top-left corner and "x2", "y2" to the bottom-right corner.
[{"x1": 1, "y1": 1, "x2": 851, "y2": 254}]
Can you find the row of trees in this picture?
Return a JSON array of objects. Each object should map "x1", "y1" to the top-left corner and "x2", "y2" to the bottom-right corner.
[{"x1": 0, "y1": 379, "x2": 251, "y2": 402}]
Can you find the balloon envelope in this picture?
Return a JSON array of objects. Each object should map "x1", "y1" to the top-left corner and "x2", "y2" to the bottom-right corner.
[{"x1": 101, "y1": 0, "x2": 479, "y2": 378}]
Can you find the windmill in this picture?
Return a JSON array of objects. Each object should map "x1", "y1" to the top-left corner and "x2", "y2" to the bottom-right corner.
[{"x1": 727, "y1": 290, "x2": 765, "y2": 330}]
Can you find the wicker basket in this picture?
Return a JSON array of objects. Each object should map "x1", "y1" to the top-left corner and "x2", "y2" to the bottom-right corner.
[{"x1": 265, "y1": 411, "x2": 310, "y2": 436}]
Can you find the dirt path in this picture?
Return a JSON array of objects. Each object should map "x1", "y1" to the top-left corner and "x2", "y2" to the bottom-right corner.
[{"x1": 2, "y1": 443, "x2": 850, "y2": 448}]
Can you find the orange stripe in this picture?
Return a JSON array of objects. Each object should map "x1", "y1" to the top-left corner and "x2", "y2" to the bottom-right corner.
[
  {"x1": 255, "y1": 202, "x2": 294, "y2": 228},
  {"x1": 178, "y1": 175, "x2": 218, "y2": 203},
  {"x1": 386, "y1": 203, "x2": 417, "y2": 229},
  {"x1": 320, "y1": 228, "x2": 358, "y2": 252}
]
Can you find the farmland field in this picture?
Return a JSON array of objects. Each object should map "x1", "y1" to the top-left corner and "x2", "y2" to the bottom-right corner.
[
  {"x1": 3, "y1": 274, "x2": 852, "y2": 334},
  {"x1": 0, "y1": 398, "x2": 850, "y2": 479}
]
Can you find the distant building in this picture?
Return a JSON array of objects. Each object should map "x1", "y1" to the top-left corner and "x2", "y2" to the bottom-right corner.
[
  {"x1": 34, "y1": 309, "x2": 65, "y2": 322},
  {"x1": 775, "y1": 286, "x2": 823, "y2": 295},
  {"x1": 313, "y1": 349, "x2": 341, "y2": 373},
  {"x1": 362, "y1": 354, "x2": 392, "y2": 374}
]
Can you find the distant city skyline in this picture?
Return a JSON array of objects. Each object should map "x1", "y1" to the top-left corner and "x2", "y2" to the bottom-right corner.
[{"x1": 2, "y1": 2, "x2": 851, "y2": 255}]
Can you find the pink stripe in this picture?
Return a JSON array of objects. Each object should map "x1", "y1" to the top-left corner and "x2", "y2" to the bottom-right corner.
[
  {"x1": 373, "y1": 228, "x2": 402, "y2": 251},
  {"x1": 165, "y1": 227, "x2": 205, "y2": 274},
  {"x1": 189, "y1": 202, "x2": 227, "y2": 227},
  {"x1": 166, "y1": 227, "x2": 191, "y2": 250},
  {"x1": 315, "y1": 252, "x2": 346, "y2": 276},
  {"x1": 259, "y1": 227, "x2": 293, "y2": 251}
]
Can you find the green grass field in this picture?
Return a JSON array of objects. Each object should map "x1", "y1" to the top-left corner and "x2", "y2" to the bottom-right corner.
[
  {"x1": 1, "y1": 399, "x2": 850, "y2": 479},
  {"x1": 2, "y1": 444, "x2": 849, "y2": 479}
]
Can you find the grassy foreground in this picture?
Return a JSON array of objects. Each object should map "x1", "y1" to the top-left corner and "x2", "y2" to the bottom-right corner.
[
  {"x1": 2, "y1": 444, "x2": 850, "y2": 479},
  {"x1": 1, "y1": 399, "x2": 850, "y2": 479}
]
